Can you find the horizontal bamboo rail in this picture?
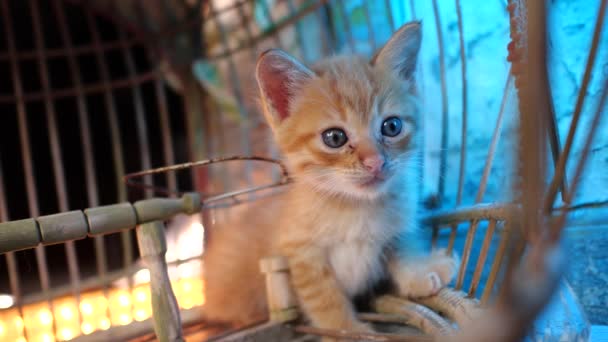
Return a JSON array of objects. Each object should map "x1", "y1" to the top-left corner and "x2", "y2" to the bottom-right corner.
[{"x1": 0, "y1": 193, "x2": 201, "y2": 254}]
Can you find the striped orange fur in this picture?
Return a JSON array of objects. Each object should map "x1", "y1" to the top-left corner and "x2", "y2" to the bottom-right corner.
[{"x1": 202, "y1": 22, "x2": 459, "y2": 338}]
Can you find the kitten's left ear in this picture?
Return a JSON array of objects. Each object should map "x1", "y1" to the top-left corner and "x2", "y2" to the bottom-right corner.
[
  {"x1": 256, "y1": 49, "x2": 314, "y2": 129},
  {"x1": 371, "y1": 21, "x2": 422, "y2": 80}
]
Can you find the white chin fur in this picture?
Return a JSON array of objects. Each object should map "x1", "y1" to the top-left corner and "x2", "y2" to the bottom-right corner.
[{"x1": 306, "y1": 177, "x2": 389, "y2": 201}]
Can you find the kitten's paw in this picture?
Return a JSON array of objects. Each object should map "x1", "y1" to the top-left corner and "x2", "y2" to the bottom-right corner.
[
  {"x1": 396, "y1": 269, "x2": 445, "y2": 298},
  {"x1": 429, "y1": 249, "x2": 460, "y2": 285},
  {"x1": 414, "y1": 271, "x2": 444, "y2": 297},
  {"x1": 394, "y1": 250, "x2": 460, "y2": 298}
]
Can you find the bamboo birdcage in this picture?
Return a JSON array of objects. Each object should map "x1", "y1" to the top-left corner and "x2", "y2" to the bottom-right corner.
[{"x1": 0, "y1": 0, "x2": 606, "y2": 341}]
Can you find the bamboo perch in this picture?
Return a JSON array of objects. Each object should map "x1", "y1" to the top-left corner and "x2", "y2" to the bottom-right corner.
[
  {"x1": 260, "y1": 255, "x2": 299, "y2": 322},
  {"x1": 136, "y1": 220, "x2": 184, "y2": 342},
  {"x1": 0, "y1": 192, "x2": 201, "y2": 255},
  {"x1": 373, "y1": 295, "x2": 454, "y2": 337},
  {"x1": 413, "y1": 289, "x2": 483, "y2": 327}
]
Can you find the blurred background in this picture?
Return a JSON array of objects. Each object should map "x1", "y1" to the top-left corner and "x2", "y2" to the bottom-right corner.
[{"x1": 0, "y1": 0, "x2": 606, "y2": 341}]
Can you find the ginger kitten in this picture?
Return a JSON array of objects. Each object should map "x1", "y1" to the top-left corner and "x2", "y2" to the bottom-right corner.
[{"x1": 203, "y1": 22, "x2": 458, "y2": 335}]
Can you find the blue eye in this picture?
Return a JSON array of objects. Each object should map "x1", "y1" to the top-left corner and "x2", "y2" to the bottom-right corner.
[
  {"x1": 381, "y1": 117, "x2": 402, "y2": 137},
  {"x1": 322, "y1": 128, "x2": 348, "y2": 148}
]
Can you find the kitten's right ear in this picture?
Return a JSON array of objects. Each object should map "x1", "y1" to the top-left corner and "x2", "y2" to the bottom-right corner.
[
  {"x1": 256, "y1": 49, "x2": 313, "y2": 128},
  {"x1": 371, "y1": 21, "x2": 422, "y2": 81}
]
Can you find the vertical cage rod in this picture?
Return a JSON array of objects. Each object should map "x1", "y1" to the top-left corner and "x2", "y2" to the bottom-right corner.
[
  {"x1": 286, "y1": 0, "x2": 308, "y2": 61},
  {"x1": 259, "y1": 0, "x2": 285, "y2": 48},
  {"x1": 0, "y1": 158, "x2": 27, "y2": 340},
  {"x1": 383, "y1": 0, "x2": 395, "y2": 32},
  {"x1": 118, "y1": 29, "x2": 151, "y2": 319},
  {"x1": 316, "y1": 4, "x2": 334, "y2": 56},
  {"x1": 468, "y1": 219, "x2": 497, "y2": 297},
  {"x1": 235, "y1": 0, "x2": 260, "y2": 193},
  {"x1": 431, "y1": 0, "x2": 449, "y2": 204},
  {"x1": 208, "y1": 1, "x2": 254, "y2": 189},
  {"x1": 543, "y1": 0, "x2": 607, "y2": 213},
  {"x1": 408, "y1": 0, "x2": 417, "y2": 19},
  {"x1": 181, "y1": 76, "x2": 208, "y2": 191},
  {"x1": 454, "y1": 220, "x2": 479, "y2": 290},
  {"x1": 119, "y1": 30, "x2": 154, "y2": 200},
  {"x1": 496, "y1": 235, "x2": 527, "y2": 304},
  {"x1": 551, "y1": 78, "x2": 608, "y2": 241},
  {"x1": 545, "y1": 80, "x2": 567, "y2": 203},
  {"x1": 430, "y1": 224, "x2": 439, "y2": 248},
  {"x1": 514, "y1": 0, "x2": 549, "y2": 245},
  {"x1": 480, "y1": 221, "x2": 511, "y2": 305},
  {"x1": 154, "y1": 76, "x2": 178, "y2": 197},
  {"x1": 455, "y1": 0, "x2": 467, "y2": 205},
  {"x1": 29, "y1": 2, "x2": 83, "y2": 330},
  {"x1": 52, "y1": 0, "x2": 100, "y2": 209},
  {"x1": 408, "y1": 0, "x2": 425, "y2": 200},
  {"x1": 446, "y1": 225, "x2": 458, "y2": 256},
  {"x1": 53, "y1": 1, "x2": 107, "y2": 327},
  {"x1": 235, "y1": 1, "x2": 259, "y2": 58},
  {"x1": 335, "y1": 0, "x2": 356, "y2": 52},
  {"x1": 85, "y1": 14, "x2": 128, "y2": 184},
  {"x1": 448, "y1": 0, "x2": 469, "y2": 265},
  {"x1": 458, "y1": 72, "x2": 513, "y2": 293},
  {"x1": 257, "y1": 0, "x2": 287, "y2": 182},
  {"x1": 2, "y1": 0, "x2": 56, "y2": 337},
  {"x1": 362, "y1": 1, "x2": 377, "y2": 51},
  {"x1": 500, "y1": 0, "x2": 551, "y2": 302},
  {"x1": 475, "y1": 73, "x2": 512, "y2": 203},
  {"x1": 86, "y1": 11, "x2": 130, "y2": 321},
  {"x1": 199, "y1": 96, "x2": 227, "y2": 227}
]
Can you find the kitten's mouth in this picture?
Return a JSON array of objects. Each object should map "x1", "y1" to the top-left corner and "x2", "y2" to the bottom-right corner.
[{"x1": 358, "y1": 175, "x2": 386, "y2": 188}]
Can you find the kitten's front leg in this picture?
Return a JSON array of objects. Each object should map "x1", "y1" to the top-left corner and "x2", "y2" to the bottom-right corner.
[
  {"x1": 286, "y1": 247, "x2": 373, "y2": 337},
  {"x1": 388, "y1": 249, "x2": 459, "y2": 298}
]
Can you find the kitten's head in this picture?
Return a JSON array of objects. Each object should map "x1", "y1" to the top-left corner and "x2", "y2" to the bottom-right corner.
[{"x1": 256, "y1": 22, "x2": 422, "y2": 201}]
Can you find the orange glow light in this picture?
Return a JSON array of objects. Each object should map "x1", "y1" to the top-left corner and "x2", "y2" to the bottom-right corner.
[{"x1": 0, "y1": 275, "x2": 205, "y2": 341}]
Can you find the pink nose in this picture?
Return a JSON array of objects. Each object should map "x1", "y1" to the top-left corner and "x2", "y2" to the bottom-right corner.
[{"x1": 362, "y1": 155, "x2": 385, "y2": 175}]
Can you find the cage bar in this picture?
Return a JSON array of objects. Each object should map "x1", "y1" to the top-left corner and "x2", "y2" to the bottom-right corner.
[
  {"x1": 0, "y1": 156, "x2": 27, "y2": 340},
  {"x1": 454, "y1": 0, "x2": 467, "y2": 206},
  {"x1": 543, "y1": 0, "x2": 607, "y2": 213},
  {"x1": 431, "y1": 0, "x2": 449, "y2": 206},
  {"x1": 335, "y1": 0, "x2": 356, "y2": 52},
  {"x1": 468, "y1": 219, "x2": 497, "y2": 297},
  {"x1": 3, "y1": 0, "x2": 57, "y2": 338}
]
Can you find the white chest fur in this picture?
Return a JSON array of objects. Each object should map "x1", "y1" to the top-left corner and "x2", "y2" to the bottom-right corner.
[
  {"x1": 316, "y1": 207, "x2": 396, "y2": 297},
  {"x1": 329, "y1": 240, "x2": 386, "y2": 296},
  {"x1": 291, "y1": 188, "x2": 412, "y2": 297}
]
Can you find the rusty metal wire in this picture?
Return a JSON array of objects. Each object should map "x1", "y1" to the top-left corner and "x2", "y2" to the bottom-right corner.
[{"x1": 124, "y1": 156, "x2": 291, "y2": 209}]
